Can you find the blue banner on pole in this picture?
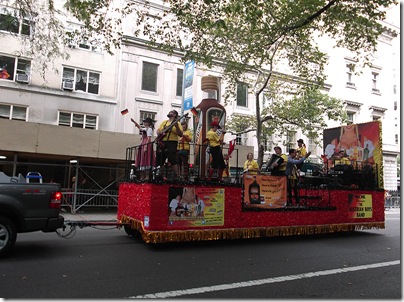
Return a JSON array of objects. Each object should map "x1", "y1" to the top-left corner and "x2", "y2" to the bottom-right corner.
[{"x1": 182, "y1": 60, "x2": 195, "y2": 112}]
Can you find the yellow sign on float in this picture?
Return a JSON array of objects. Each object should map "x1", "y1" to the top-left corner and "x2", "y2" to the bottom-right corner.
[{"x1": 348, "y1": 194, "x2": 373, "y2": 219}]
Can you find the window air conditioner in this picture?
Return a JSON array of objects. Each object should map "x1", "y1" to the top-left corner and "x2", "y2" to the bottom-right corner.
[
  {"x1": 62, "y1": 81, "x2": 74, "y2": 90},
  {"x1": 16, "y1": 74, "x2": 29, "y2": 83}
]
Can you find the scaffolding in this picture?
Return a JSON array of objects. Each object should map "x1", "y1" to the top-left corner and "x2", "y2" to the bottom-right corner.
[{"x1": 0, "y1": 157, "x2": 124, "y2": 213}]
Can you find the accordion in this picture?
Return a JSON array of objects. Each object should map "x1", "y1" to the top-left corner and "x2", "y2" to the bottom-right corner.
[{"x1": 265, "y1": 154, "x2": 284, "y2": 172}]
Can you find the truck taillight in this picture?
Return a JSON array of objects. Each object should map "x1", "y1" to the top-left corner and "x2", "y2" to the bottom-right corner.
[{"x1": 50, "y1": 191, "x2": 62, "y2": 209}]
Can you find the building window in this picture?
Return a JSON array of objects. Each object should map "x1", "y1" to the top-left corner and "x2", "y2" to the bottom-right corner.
[
  {"x1": 66, "y1": 23, "x2": 102, "y2": 53},
  {"x1": 372, "y1": 115, "x2": 381, "y2": 121},
  {"x1": 138, "y1": 111, "x2": 156, "y2": 134},
  {"x1": 58, "y1": 111, "x2": 98, "y2": 129},
  {"x1": 346, "y1": 64, "x2": 355, "y2": 88},
  {"x1": 371, "y1": 72, "x2": 380, "y2": 93},
  {"x1": 394, "y1": 101, "x2": 397, "y2": 111},
  {"x1": 395, "y1": 134, "x2": 398, "y2": 144},
  {"x1": 0, "y1": 104, "x2": 27, "y2": 120},
  {"x1": 61, "y1": 67, "x2": 100, "y2": 94},
  {"x1": 236, "y1": 133, "x2": 242, "y2": 145},
  {"x1": 141, "y1": 62, "x2": 158, "y2": 92},
  {"x1": 176, "y1": 68, "x2": 183, "y2": 97},
  {"x1": 286, "y1": 131, "x2": 296, "y2": 152},
  {"x1": 308, "y1": 138, "x2": 317, "y2": 155},
  {"x1": 77, "y1": 39, "x2": 102, "y2": 53},
  {"x1": 346, "y1": 111, "x2": 355, "y2": 124},
  {"x1": 139, "y1": 111, "x2": 156, "y2": 124},
  {"x1": 0, "y1": 13, "x2": 33, "y2": 36},
  {"x1": 0, "y1": 55, "x2": 31, "y2": 82},
  {"x1": 263, "y1": 137, "x2": 272, "y2": 152},
  {"x1": 236, "y1": 83, "x2": 248, "y2": 107}
]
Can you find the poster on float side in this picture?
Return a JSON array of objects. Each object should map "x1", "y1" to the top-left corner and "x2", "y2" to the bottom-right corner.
[
  {"x1": 168, "y1": 186, "x2": 224, "y2": 227},
  {"x1": 242, "y1": 174, "x2": 287, "y2": 210}
]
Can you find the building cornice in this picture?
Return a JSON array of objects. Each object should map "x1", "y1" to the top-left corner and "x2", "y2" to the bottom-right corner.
[
  {"x1": 383, "y1": 149, "x2": 399, "y2": 157},
  {"x1": 369, "y1": 105, "x2": 387, "y2": 113},
  {"x1": 343, "y1": 100, "x2": 363, "y2": 108},
  {"x1": 135, "y1": 97, "x2": 164, "y2": 105},
  {"x1": 0, "y1": 80, "x2": 116, "y2": 104}
]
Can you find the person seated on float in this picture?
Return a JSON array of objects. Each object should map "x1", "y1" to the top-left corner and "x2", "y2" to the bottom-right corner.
[
  {"x1": 244, "y1": 152, "x2": 260, "y2": 174},
  {"x1": 333, "y1": 149, "x2": 351, "y2": 166}
]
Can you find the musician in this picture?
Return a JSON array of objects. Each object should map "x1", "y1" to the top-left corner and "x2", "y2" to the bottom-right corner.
[
  {"x1": 269, "y1": 146, "x2": 288, "y2": 176},
  {"x1": 177, "y1": 119, "x2": 193, "y2": 180},
  {"x1": 156, "y1": 110, "x2": 183, "y2": 178},
  {"x1": 204, "y1": 121, "x2": 226, "y2": 182},
  {"x1": 296, "y1": 138, "x2": 307, "y2": 170},
  {"x1": 285, "y1": 148, "x2": 311, "y2": 206}
]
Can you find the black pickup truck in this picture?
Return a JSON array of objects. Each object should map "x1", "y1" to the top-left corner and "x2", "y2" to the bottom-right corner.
[{"x1": 0, "y1": 172, "x2": 64, "y2": 257}]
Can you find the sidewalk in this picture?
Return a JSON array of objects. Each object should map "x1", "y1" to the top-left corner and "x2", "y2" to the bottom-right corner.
[
  {"x1": 60, "y1": 207, "x2": 118, "y2": 221},
  {"x1": 385, "y1": 207, "x2": 400, "y2": 214}
]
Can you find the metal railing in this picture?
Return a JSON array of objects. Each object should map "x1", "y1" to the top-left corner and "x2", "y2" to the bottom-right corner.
[
  {"x1": 61, "y1": 188, "x2": 119, "y2": 212},
  {"x1": 125, "y1": 141, "x2": 241, "y2": 184},
  {"x1": 124, "y1": 140, "x2": 381, "y2": 191},
  {"x1": 385, "y1": 195, "x2": 400, "y2": 209}
]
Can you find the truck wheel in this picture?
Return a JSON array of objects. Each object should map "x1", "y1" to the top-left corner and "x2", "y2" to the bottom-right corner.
[
  {"x1": 124, "y1": 225, "x2": 141, "y2": 239},
  {"x1": 0, "y1": 216, "x2": 17, "y2": 258}
]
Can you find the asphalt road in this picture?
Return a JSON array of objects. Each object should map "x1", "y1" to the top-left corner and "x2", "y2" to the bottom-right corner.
[{"x1": 1, "y1": 210, "x2": 400, "y2": 299}]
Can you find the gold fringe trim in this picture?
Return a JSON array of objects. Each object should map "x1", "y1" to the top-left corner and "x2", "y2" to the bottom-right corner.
[{"x1": 119, "y1": 215, "x2": 385, "y2": 244}]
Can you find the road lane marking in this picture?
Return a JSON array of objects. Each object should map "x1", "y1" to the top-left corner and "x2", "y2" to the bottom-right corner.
[{"x1": 131, "y1": 260, "x2": 400, "y2": 298}]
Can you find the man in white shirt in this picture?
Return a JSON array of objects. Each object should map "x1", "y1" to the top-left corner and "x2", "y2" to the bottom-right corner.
[{"x1": 169, "y1": 195, "x2": 181, "y2": 216}]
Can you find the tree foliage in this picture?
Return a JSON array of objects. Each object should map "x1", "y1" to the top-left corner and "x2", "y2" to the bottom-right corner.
[
  {"x1": 139, "y1": 0, "x2": 396, "y2": 165},
  {"x1": 6, "y1": 0, "x2": 398, "y2": 165},
  {"x1": 1, "y1": 0, "x2": 70, "y2": 77}
]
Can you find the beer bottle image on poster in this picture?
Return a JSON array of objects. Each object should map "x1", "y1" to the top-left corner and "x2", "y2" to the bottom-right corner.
[{"x1": 249, "y1": 176, "x2": 261, "y2": 204}]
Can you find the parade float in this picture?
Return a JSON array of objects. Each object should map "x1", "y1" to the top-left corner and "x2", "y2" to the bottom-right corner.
[{"x1": 117, "y1": 76, "x2": 385, "y2": 244}]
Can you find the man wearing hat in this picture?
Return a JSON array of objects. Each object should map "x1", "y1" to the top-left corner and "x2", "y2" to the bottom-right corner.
[
  {"x1": 285, "y1": 148, "x2": 311, "y2": 206},
  {"x1": 177, "y1": 119, "x2": 193, "y2": 180},
  {"x1": 333, "y1": 149, "x2": 351, "y2": 166},
  {"x1": 296, "y1": 138, "x2": 307, "y2": 170},
  {"x1": 204, "y1": 121, "x2": 226, "y2": 181},
  {"x1": 156, "y1": 109, "x2": 183, "y2": 178}
]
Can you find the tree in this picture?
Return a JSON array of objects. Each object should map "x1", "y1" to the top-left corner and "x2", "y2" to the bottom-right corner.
[
  {"x1": 136, "y1": 0, "x2": 396, "y2": 165},
  {"x1": 1, "y1": 0, "x2": 135, "y2": 77},
  {"x1": 7, "y1": 0, "x2": 398, "y2": 165}
]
